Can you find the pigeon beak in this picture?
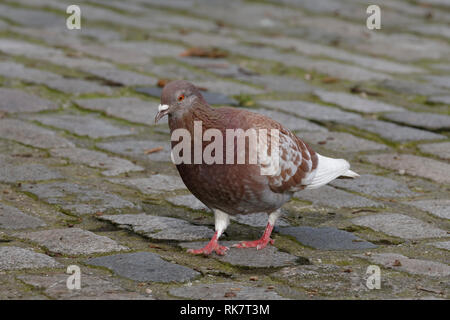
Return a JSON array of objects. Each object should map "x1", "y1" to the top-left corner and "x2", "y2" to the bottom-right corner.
[{"x1": 155, "y1": 104, "x2": 169, "y2": 123}]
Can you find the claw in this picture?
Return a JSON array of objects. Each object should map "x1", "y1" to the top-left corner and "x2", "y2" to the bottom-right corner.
[
  {"x1": 233, "y1": 222, "x2": 275, "y2": 250},
  {"x1": 233, "y1": 238, "x2": 274, "y2": 250},
  {"x1": 187, "y1": 245, "x2": 229, "y2": 256},
  {"x1": 187, "y1": 231, "x2": 229, "y2": 256}
]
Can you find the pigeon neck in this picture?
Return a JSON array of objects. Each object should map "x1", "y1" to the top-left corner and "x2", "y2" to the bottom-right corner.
[{"x1": 169, "y1": 102, "x2": 218, "y2": 133}]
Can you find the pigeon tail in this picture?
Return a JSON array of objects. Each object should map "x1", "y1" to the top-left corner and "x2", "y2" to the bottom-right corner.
[{"x1": 305, "y1": 154, "x2": 358, "y2": 189}]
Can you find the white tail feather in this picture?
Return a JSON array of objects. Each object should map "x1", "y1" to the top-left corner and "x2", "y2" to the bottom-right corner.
[{"x1": 305, "y1": 154, "x2": 358, "y2": 189}]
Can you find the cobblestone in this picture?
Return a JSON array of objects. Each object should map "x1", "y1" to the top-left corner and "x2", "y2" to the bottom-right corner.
[
  {"x1": 169, "y1": 282, "x2": 287, "y2": 300},
  {"x1": 356, "y1": 253, "x2": 450, "y2": 277},
  {"x1": 99, "y1": 214, "x2": 215, "y2": 241},
  {"x1": 0, "y1": 246, "x2": 61, "y2": 271},
  {"x1": 366, "y1": 154, "x2": 450, "y2": 184},
  {"x1": 0, "y1": 203, "x2": 46, "y2": 230},
  {"x1": 14, "y1": 228, "x2": 128, "y2": 255},
  {"x1": 21, "y1": 182, "x2": 138, "y2": 216},
  {"x1": 30, "y1": 114, "x2": 133, "y2": 139},
  {"x1": 279, "y1": 226, "x2": 377, "y2": 250},
  {"x1": 86, "y1": 252, "x2": 200, "y2": 283},
  {"x1": 0, "y1": 88, "x2": 57, "y2": 113},
  {"x1": 352, "y1": 213, "x2": 448, "y2": 240}
]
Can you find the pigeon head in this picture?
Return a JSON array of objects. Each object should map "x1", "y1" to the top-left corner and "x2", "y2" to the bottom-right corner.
[{"x1": 155, "y1": 80, "x2": 204, "y2": 123}]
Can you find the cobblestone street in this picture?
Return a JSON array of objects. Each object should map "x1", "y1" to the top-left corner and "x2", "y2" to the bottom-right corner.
[{"x1": 0, "y1": 0, "x2": 449, "y2": 300}]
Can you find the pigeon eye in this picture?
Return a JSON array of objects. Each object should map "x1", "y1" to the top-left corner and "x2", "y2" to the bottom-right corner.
[{"x1": 178, "y1": 94, "x2": 185, "y2": 102}]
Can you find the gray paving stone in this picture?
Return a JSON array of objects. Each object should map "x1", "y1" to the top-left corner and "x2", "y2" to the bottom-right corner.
[
  {"x1": 109, "y1": 175, "x2": 186, "y2": 194},
  {"x1": 14, "y1": 228, "x2": 128, "y2": 255},
  {"x1": 12, "y1": 24, "x2": 122, "y2": 45},
  {"x1": 279, "y1": 226, "x2": 376, "y2": 250},
  {"x1": 0, "y1": 4, "x2": 63, "y2": 27},
  {"x1": 366, "y1": 154, "x2": 450, "y2": 184},
  {"x1": 110, "y1": 41, "x2": 185, "y2": 58},
  {"x1": 73, "y1": 44, "x2": 151, "y2": 65},
  {"x1": 169, "y1": 282, "x2": 286, "y2": 300},
  {"x1": 229, "y1": 45, "x2": 391, "y2": 82},
  {"x1": 232, "y1": 212, "x2": 290, "y2": 228},
  {"x1": 428, "y1": 95, "x2": 450, "y2": 105},
  {"x1": 294, "y1": 185, "x2": 382, "y2": 208},
  {"x1": 259, "y1": 100, "x2": 361, "y2": 123},
  {"x1": 251, "y1": 109, "x2": 327, "y2": 132},
  {"x1": 179, "y1": 57, "x2": 252, "y2": 79},
  {"x1": 136, "y1": 87, "x2": 237, "y2": 106},
  {"x1": 354, "y1": 33, "x2": 450, "y2": 62},
  {"x1": 238, "y1": 75, "x2": 316, "y2": 94},
  {"x1": 352, "y1": 213, "x2": 448, "y2": 239},
  {"x1": 43, "y1": 78, "x2": 113, "y2": 95},
  {"x1": 84, "y1": 68, "x2": 157, "y2": 87},
  {"x1": 21, "y1": 182, "x2": 138, "y2": 215},
  {"x1": 405, "y1": 199, "x2": 450, "y2": 220},
  {"x1": 0, "y1": 39, "x2": 113, "y2": 71},
  {"x1": 341, "y1": 118, "x2": 446, "y2": 142},
  {"x1": 0, "y1": 203, "x2": 46, "y2": 230},
  {"x1": 383, "y1": 111, "x2": 450, "y2": 130},
  {"x1": 49, "y1": 147, "x2": 143, "y2": 176},
  {"x1": 157, "y1": 26, "x2": 230, "y2": 45},
  {"x1": 74, "y1": 97, "x2": 154, "y2": 125},
  {"x1": 250, "y1": 35, "x2": 423, "y2": 74},
  {"x1": 272, "y1": 263, "x2": 372, "y2": 296},
  {"x1": 18, "y1": 273, "x2": 152, "y2": 300},
  {"x1": 299, "y1": 131, "x2": 388, "y2": 152},
  {"x1": 166, "y1": 194, "x2": 210, "y2": 211},
  {"x1": 181, "y1": 241, "x2": 299, "y2": 268},
  {"x1": 0, "y1": 38, "x2": 63, "y2": 60},
  {"x1": 356, "y1": 253, "x2": 450, "y2": 277},
  {"x1": 0, "y1": 246, "x2": 61, "y2": 271},
  {"x1": 86, "y1": 252, "x2": 200, "y2": 283},
  {"x1": 0, "y1": 119, "x2": 74, "y2": 149},
  {"x1": 0, "y1": 157, "x2": 62, "y2": 183},
  {"x1": 418, "y1": 142, "x2": 450, "y2": 160},
  {"x1": 96, "y1": 139, "x2": 171, "y2": 162},
  {"x1": 423, "y1": 75, "x2": 450, "y2": 89},
  {"x1": 315, "y1": 90, "x2": 404, "y2": 113},
  {"x1": 192, "y1": 1, "x2": 297, "y2": 29},
  {"x1": 0, "y1": 61, "x2": 60, "y2": 84},
  {"x1": 431, "y1": 241, "x2": 450, "y2": 251},
  {"x1": 0, "y1": 88, "x2": 58, "y2": 113},
  {"x1": 30, "y1": 114, "x2": 133, "y2": 138},
  {"x1": 410, "y1": 24, "x2": 450, "y2": 39},
  {"x1": 100, "y1": 213, "x2": 214, "y2": 241},
  {"x1": 331, "y1": 174, "x2": 415, "y2": 199},
  {"x1": 140, "y1": 63, "x2": 206, "y2": 81},
  {"x1": 194, "y1": 80, "x2": 264, "y2": 96},
  {"x1": 379, "y1": 79, "x2": 447, "y2": 96}
]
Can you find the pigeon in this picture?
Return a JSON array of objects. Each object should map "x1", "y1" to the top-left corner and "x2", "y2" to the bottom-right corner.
[{"x1": 155, "y1": 80, "x2": 359, "y2": 255}]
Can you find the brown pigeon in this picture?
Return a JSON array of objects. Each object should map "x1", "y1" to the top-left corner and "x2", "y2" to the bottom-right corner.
[{"x1": 155, "y1": 80, "x2": 359, "y2": 255}]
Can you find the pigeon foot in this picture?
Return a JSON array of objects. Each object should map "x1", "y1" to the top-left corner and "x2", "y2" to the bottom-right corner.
[
  {"x1": 187, "y1": 231, "x2": 229, "y2": 256},
  {"x1": 187, "y1": 244, "x2": 229, "y2": 256},
  {"x1": 233, "y1": 237, "x2": 274, "y2": 250},
  {"x1": 233, "y1": 222, "x2": 275, "y2": 250}
]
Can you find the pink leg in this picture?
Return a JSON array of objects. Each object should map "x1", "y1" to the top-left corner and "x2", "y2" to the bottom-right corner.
[
  {"x1": 187, "y1": 231, "x2": 229, "y2": 256},
  {"x1": 233, "y1": 223, "x2": 275, "y2": 250}
]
